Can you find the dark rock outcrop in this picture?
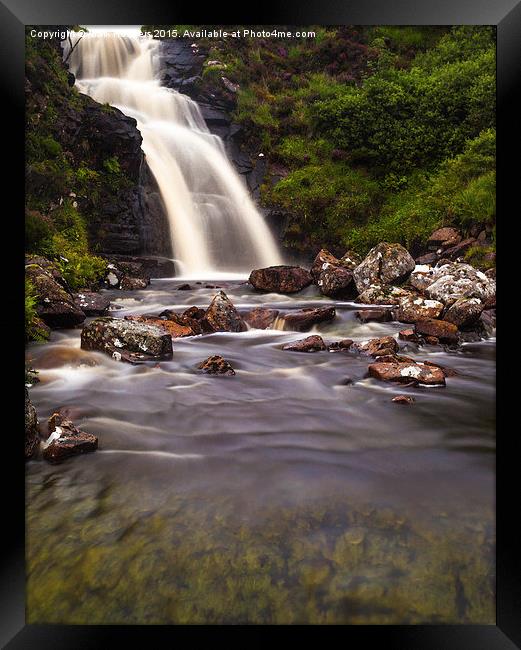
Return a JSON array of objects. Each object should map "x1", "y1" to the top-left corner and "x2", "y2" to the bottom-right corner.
[
  {"x1": 25, "y1": 389, "x2": 40, "y2": 460},
  {"x1": 414, "y1": 319, "x2": 459, "y2": 343},
  {"x1": 73, "y1": 291, "x2": 111, "y2": 316},
  {"x1": 249, "y1": 265, "x2": 313, "y2": 294},
  {"x1": 443, "y1": 297, "x2": 484, "y2": 328}
]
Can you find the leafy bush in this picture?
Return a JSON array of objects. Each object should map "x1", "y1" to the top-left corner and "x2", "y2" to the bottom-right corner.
[{"x1": 25, "y1": 278, "x2": 48, "y2": 342}]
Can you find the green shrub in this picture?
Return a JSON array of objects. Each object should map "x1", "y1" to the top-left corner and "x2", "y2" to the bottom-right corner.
[{"x1": 25, "y1": 278, "x2": 48, "y2": 342}]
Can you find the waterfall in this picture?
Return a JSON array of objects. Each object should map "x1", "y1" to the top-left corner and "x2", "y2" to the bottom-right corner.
[{"x1": 64, "y1": 29, "x2": 282, "y2": 275}]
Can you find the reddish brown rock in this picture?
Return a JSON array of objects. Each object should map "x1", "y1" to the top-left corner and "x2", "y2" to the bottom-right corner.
[
  {"x1": 317, "y1": 265, "x2": 356, "y2": 299},
  {"x1": 399, "y1": 329, "x2": 421, "y2": 343},
  {"x1": 414, "y1": 319, "x2": 459, "y2": 343},
  {"x1": 442, "y1": 238, "x2": 477, "y2": 260},
  {"x1": 203, "y1": 291, "x2": 247, "y2": 332},
  {"x1": 249, "y1": 265, "x2": 312, "y2": 294},
  {"x1": 197, "y1": 355, "x2": 236, "y2": 376},
  {"x1": 282, "y1": 335, "x2": 327, "y2": 352},
  {"x1": 424, "y1": 336, "x2": 440, "y2": 345},
  {"x1": 120, "y1": 276, "x2": 150, "y2": 290},
  {"x1": 42, "y1": 412, "x2": 98, "y2": 464},
  {"x1": 395, "y1": 295, "x2": 444, "y2": 323},
  {"x1": 357, "y1": 336, "x2": 399, "y2": 358},
  {"x1": 392, "y1": 395, "x2": 415, "y2": 404},
  {"x1": 443, "y1": 297, "x2": 484, "y2": 328},
  {"x1": 310, "y1": 249, "x2": 343, "y2": 281},
  {"x1": 328, "y1": 339, "x2": 354, "y2": 351},
  {"x1": 126, "y1": 314, "x2": 200, "y2": 338},
  {"x1": 368, "y1": 361, "x2": 446, "y2": 386},
  {"x1": 355, "y1": 309, "x2": 392, "y2": 323},
  {"x1": 427, "y1": 227, "x2": 461, "y2": 250},
  {"x1": 244, "y1": 307, "x2": 279, "y2": 330},
  {"x1": 280, "y1": 307, "x2": 336, "y2": 331}
]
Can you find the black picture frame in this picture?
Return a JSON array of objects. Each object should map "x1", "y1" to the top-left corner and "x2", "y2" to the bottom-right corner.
[{"x1": 3, "y1": 0, "x2": 518, "y2": 646}]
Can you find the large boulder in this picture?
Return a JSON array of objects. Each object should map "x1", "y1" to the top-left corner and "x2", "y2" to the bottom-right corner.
[
  {"x1": 42, "y1": 411, "x2": 98, "y2": 464},
  {"x1": 26, "y1": 262, "x2": 86, "y2": 328},
  {"x1": 81, "y1": 317, "x2": 173, "y2": 362},
  {"x1": 395, "y1": 295, "x2": 444, "y2": 323},
  {"x1": 244, "y1": 307, "x2": 279, "y2": 330},
  {"x1": 203, "y1": 291, "x2": 247, "y2": 332},
  {"x1": 443, "y1": 297, "x2": 484, "y2": 328},
  {"x1": 282, "y1": 335, "x2": 327, "y2": 352},
  {"x1": 279, "y1": 307, "x2": 336, "y2": 331},
  {"x1": 25, "y1": 388, "x2": 39, "y2": 460},
  {"x1": 317, "y1": 266, "x2": 357, "y2": 299},
  {"x1": 125, "y1": 314, "x2": 201, "y2": 338},
  {"x1": 414, "y1": 318, "x2": 459, "y2": 343},
  {"x1": 368, "y1": 360, "x2": 446, "y2": 386},
  {"x1": 249, "y1": 265, "x2": 312, "y2": 294},
  {"x1": 353, "y1": 243, "x2": 415, "y2": 294},
  {"x1": 423, "y1": 263, "x2": 496, "y2": 306},
  {"x1": 310, "y1": 248, "x2": 360, "y2": 281}
]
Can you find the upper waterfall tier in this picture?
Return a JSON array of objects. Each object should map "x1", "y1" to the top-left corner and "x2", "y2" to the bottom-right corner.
[{"x1": 65, "y1": 32, "x2": 282, "y2": 275}]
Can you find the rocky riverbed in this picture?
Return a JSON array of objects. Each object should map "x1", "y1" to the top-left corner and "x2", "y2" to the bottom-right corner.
[{"x1": 25, "y1": 240, "x2": 495, "y2": 624}]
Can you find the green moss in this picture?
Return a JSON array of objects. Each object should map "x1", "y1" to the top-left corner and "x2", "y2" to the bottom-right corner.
[{"x1": 25, "y1": 277, "x2": 48, "y2": 342}]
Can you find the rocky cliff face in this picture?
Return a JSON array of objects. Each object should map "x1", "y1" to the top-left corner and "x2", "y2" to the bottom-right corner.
[{"x1": 25, "y1": 33, "x2": 170, "y2": 256}]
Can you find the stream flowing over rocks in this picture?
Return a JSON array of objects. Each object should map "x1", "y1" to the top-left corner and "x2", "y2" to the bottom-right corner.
[{"x1": 26, "y1": 238, "x2": 495, "y2": 624}]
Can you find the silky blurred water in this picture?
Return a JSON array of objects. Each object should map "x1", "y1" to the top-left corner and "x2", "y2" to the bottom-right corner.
[{"x1": 25, "y1": 279, "x2": 495, "y2": 624}]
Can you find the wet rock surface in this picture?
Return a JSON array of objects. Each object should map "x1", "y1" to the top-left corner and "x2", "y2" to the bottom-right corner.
[
  {"x1": 203, "y1": 291, "x2": 247, "y2": 332},
  {"x1": 282, "y1": 335, "x2": 327, "y2": 352},
  {"x1": 423, "y1": 263, "x2": 496, "y2": 306},
  {"x1": 357, "y1": 336, "x2": 399, "y2": 358},
  {"x1": 249, "y1": 265, "x2": 312, "y2": 294},
  {"x1": 414, "y1": 319, "x2": 459, "y2": 344},
  {"x1": 244, "y1": 307, "x2": 280, "y2": 330},
  {"x1": 280, "y1": 307, "x2": 336, "y2": 331},
  {"x1": 368, "y1": 360, "x2": 446, "y2": 386},
  {"x1": 395, "y1": 295, "x2": 444, "y2": 323},
  {"x1": 198, "y1": 355, "x2": 236, "y2": 375},
  {"x1": 42, "y1": 411, "x2": 98, "y2": 464},
  {"x1": 81, "y1": 317, "x2": 173, "y2": 362},
  {"x1": 355, "y1": 309, "x2": 392, "y2": 323},
  {"x1": 317, "y1": 265, "x2": 357, "y2": 299}
]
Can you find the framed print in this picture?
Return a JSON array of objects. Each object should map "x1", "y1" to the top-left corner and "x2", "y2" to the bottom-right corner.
[{"x1": 2, "y1": 0, "x2": 519, "y2": 646}]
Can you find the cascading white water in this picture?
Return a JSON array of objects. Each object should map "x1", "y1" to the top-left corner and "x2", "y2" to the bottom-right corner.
[{"x1": 64, "y1": 29, "x2": 282, "y2": 275}]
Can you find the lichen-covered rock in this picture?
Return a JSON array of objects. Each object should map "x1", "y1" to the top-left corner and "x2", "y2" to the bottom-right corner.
[
  {"x1": 424, "y1": 263, "x2": 496, "y2": 306},
  {"x1": 125, "y1": 314, "x2": 201, "y2": 338},
  {"x1": 42, "y1": 411, "x2": 98, "y2": 464},
  {"x1": 414, "y1": 318, "x2": 459, "y2": 343},
  {"x1": 120, "y1": 276, "x2": 150, "y2": 291},
  {"x1": 357, "y1": 336, "x2": 399, "y2": 358},
  {"x1": 368, "y1": 361, "x2": 446, "y2": 386},
  {"x1": 395, "y1": 295, "x2": 444, "y2": 323},
  {"x1": 317, "y1": 266, "x2": 357, "y2": 299},
  {"x1": 73, "y1": 291, "x2": 111, "y2": 316},
  {"x1": 249, "y1": 265, "x2": 312, "y2": 294},
  {"x1": 203, "y1": 291, "x2": 246, "y2": 332},
  {"x1": 81, "y1": 317, "x2": 173, "y2": 362},
  {"x1": 282, "y1": 335, "x2": 327, "y2": 352},
  {"x1": 26, "y1": 263, "x2": 86, "y2": 328},
  {"x1": 356, "y1": 285, "x2": 412, "y2": 305},
  {"x1": 279, "y1": 307, "x2": 336, "y2": 331},
  {"x1": 409, "y1": 265, "x2": 436, "y2": 292},
  {"x1": 25, "y1": 388, "x2": 39, "y2": 460},
  {"x1": 197, "y1": 355, "x2": 235, "y2": 375},
  {"x1": 443, "y1": 297, "x2": 484, "y2": 328},
  {"x1": 244, "y1": 307, "x2": 279, "y2": 330},
  {"x1": 353, "y1": 243, "x2": 415, "y2": 293},
  {"x1": 310, "y1": 249, "x2": 344, "y2": 281}
]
